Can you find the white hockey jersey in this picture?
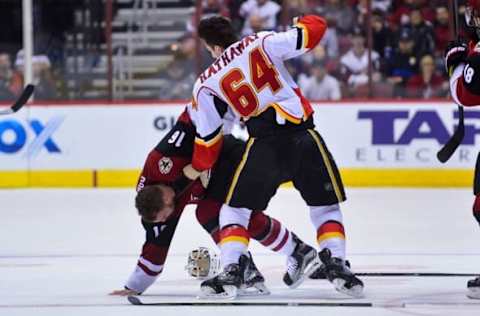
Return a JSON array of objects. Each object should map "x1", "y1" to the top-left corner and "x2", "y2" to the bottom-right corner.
[{"x1": 187, "y1": 15, "x2": 327, "y2": 171}]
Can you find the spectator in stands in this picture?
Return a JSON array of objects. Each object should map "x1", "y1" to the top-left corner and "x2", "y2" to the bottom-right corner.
[
  {"x1": 0, "y1": 53, "x2": 22, "y2": 100},
  {"x1": 407, "y1": 54, "x2": 448, "y2": 98},
  {"x1": 14, "y1": 51, "x2": 57, "y2": 100},
  {"x1": 315, "y1": 0, "x2": 355, "y2": 35},
  {"x1": 339, "y1": 28, "x2": 380, "y2": 92},
  {"x1": 356, "y1": 0, "x2": 392, "y2": 28},
  {"x1": 434, "y1": 6, "x2": 450, "y2": 57},
  {"x1": 385, "y1": 28, "x2": 419, "y2": 98},
  {"x1": 172, "y1": 32, "x2": 211, "y2": 73},
  {"x1": 388, "y1": 0, "x2": 435, "y2": 31},
  {"x1": 158, "y1": 59, "x2": 195, "y2": 100},
  {"x1": 371, "y1": 9, "x2": 393, "y2": 58},
  {"x1": 320, "y1": 19, "x2": 340, "y2": 58},
  {"x1": 202, "y1": 0, "x2": 230, "y2": 17},
  {"x1": 298, "y1": 61, "x2": 342, "y2": 101},
  {"x1": 409, "y1": 8, "x2": 436, "y2": 57},
  {"x1": 239, "y1": 0, "x2": 281, "y2": 36}
]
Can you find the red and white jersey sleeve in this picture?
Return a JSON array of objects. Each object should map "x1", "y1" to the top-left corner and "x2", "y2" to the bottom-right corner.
[
  {"x1": 450, "y1": 42, "x2": 480, "y2": 106},
  {"x1": 125, "y1": 216, "x2": 181, "y2": 293},
  {"x1": 188, "y1": 92, "x2": 225, "y2": 172},
  {"x1": 263, "y1": 15, "x2": 327, "y2": 60}
]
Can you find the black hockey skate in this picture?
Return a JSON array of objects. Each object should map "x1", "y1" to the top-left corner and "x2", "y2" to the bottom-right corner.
[
  {"x1": 283, "y1": 235, "x2": 321, "y2": 289},
  {"x1": 309, "y1": 259, "x2": 351, "y2": 279},
  {"x1": 467, "y1": 276, "x2": 480, "y2": 299},
  {"x1": 319, "y1": 248, "x2": 364, "y2": 298},
  {"x1": 200, "y1": 263, "x2": 243, "y2": 299},
  {"x1": 239, "y1": 252, "x2": 270, "y2": 296}
]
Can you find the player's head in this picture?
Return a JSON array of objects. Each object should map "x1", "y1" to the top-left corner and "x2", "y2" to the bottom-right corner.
[
  {"x1": 466, "y1": 0, "x2": 480, "y2": 40},
  {"x1": 198, "y1": 16, "x2": 238, "y2": 58},
  {"x1": 135, "y1": 184, "x2": 175, "y2": 223}
]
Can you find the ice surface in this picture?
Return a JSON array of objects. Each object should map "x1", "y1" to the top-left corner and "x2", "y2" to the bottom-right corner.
[{"x1": 0, "y1": 188, "x2": 479, "y2": 316}]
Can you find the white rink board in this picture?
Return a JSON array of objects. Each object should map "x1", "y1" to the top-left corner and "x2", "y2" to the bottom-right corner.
[{"x1": 0, "y1": 102, "x2": 479, "y2": 170}]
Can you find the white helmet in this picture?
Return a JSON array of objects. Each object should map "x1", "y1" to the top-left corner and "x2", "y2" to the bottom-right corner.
[{"x1": 185, "y1": 247, "x2": 221, "y2": 279}]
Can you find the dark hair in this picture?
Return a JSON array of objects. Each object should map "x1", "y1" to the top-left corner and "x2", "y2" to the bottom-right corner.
[
  {"x1": 198, "y1": 16, "x2": 238, "y2": 49},
  {"x1": 135, "y1": 185, "x2": 165, "y2": 222}
]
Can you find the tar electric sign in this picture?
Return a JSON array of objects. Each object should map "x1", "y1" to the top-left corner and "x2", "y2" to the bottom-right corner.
[
  {"x1": 356, "y1": 109, "x2": 480, "y2": 164},
  {"x1": 0, "y1": 116, "x2": 64, "y2": 158}
]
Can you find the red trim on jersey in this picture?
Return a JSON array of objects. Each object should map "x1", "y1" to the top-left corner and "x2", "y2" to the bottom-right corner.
[
  {"x1": 293, "y1": 87, "x2": 314, "y2": 118},
  {"x1": 192, "y1": 135, "x2": 223, "y2": 171},
  {"x1": 297, "y1": 15, "x2": 327, "y2": 50},
  {"x1": 456, "y1": 77, "x2": 480, "y2": 106},
  {"x1": 261, "y1": 33, "x2": 275, "y2": 65}
]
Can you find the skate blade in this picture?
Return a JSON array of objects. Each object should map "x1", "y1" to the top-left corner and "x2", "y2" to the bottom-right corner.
[
  {"x1": 288, "y1": 255, "x2": 322, "y2": 289},
  {"x1": 238, "y1": 282, "x2": 271, "y2": 296},
  {"x1": 198, "y1": 285, "x2": 237, "y2": 299},
  {"x1": 467, "y1": 287, "x2": 480, "y2": 300},
  {"x1": 332, "y1": 278, "x2": 364, "y2": 298}
]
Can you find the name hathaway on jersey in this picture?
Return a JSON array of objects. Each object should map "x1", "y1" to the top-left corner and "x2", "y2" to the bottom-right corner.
[{"x1": 199, "y1": 33, "x2": 260, "y2": 84}]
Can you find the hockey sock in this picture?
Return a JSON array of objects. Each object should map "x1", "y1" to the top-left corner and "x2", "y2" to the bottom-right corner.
[
  {"x1": 219, "y1": 225, "x2": 250, "y2": 267},
  {"x1": 248, "y1": 212, "x2": 296, "y2": 257},
  {"x1": 219, "y1": 205, "x2": 252, "y2": 267},
  {"x1": 195, "y1": 199, "x2": 222, "y2": 244},
  {"x1": 473, "y1": 195, "x2": 480, "y2": 226},
  {"x1": 310, "y1": 204, "x2": 346, "y2": 259}
]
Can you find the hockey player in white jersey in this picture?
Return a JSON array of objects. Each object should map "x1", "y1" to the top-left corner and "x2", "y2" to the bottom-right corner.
[{"x1": 179, "y1": 15, "x2": 363, "y2": 298}]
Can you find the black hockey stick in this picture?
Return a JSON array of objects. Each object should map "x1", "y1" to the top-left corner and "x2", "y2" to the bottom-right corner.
[
  {"x1": 0, "y1": 84, "x2": 35, "y2": 115},
  {"x1": 437, "y1": 0, "x2": 464, "y2": 163},
  {"x1": 355, "y1": 272, "x2": 477, "y2": 277},
  {"x1": 127, "y1": 296, "x2": 374, "y2": 307},
  {"x1": 437, "y1": 106, "x2": 464, "y2": 163}
]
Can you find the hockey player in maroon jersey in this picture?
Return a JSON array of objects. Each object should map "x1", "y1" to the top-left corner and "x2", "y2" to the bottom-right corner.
[
  {"x1": 444, "y1": 0, "x2": 480, "y2": 299},
  {"x1": 109, "y1": 108, "x2": 319, "y2": 296}
]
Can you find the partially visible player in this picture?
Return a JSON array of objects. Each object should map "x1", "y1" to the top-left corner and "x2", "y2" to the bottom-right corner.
[
  {"x1": 444, "y1": 0, "x2": 480, "y2": 299},
  {"x1": 187, "y1": 14, "x2": 363, "y2": 298},
  {"x1": 109, "y1": 108, "x2": 318, "y2": 296}
]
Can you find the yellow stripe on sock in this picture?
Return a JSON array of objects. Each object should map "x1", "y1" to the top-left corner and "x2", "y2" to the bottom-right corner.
[
  {"x1": 220, "y1": 236, "x2": 249, "y2": 246},
  {"x1": 317, "y1": 232, "x2": 345, "y2": 244}
]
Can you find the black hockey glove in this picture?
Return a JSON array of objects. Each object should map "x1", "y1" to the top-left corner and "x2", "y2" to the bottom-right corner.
[{"x1": 445, "y1": 39, "x2": 468, "y2": 75}]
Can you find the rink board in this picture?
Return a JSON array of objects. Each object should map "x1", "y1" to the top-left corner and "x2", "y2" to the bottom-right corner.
[{"x1": 0, "y1": 101, "x2": 479, "y2": 188}]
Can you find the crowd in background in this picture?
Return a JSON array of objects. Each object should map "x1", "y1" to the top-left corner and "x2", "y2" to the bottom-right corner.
[
  {"x1": 0, "y1": 0, "x2": 467, "y2": 101},
  {"x1": 172, "y1": 0, "x2": 462, "y2": 101}
]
